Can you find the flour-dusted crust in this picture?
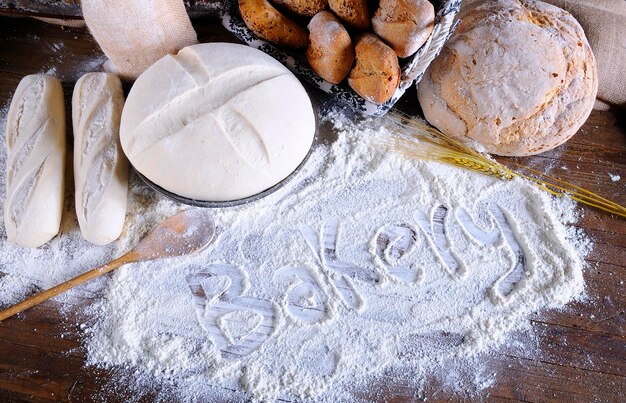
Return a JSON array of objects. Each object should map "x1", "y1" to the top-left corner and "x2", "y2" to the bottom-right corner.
[
  {"x1": 306, "y1": 11, "x2": 355, "y2": 84},
  {"x1": 4, "y1": 74, "x2": 66, "y2": 248},
  {"x1": 372, "y1": 0, "x2": 435, "y2": 58},
  {"x1": 348, "y1": 33, "x2": 401, "y2": 105},
  {"x1": 120, "y1": 43, "x2": 316, "y2": 202},
  {"x1": 417, "y1": 0, "x2": 598, "y2": 156},
  {"x1": 73, "y1": 73, "x2": 129, "y2": 245}
]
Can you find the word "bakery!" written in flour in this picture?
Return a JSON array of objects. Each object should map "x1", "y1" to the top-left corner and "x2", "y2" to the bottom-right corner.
[{"x1": 186, "y1": 201, "x2": 527, "y2": 359}]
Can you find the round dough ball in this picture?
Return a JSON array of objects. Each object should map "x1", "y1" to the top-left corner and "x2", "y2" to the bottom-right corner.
[
  {"x1": 120, "y1": 43, "x2": 315, "y2": 201},
  {"x1": 417, "y1": 0, "x2": 598, "y2": 156}
]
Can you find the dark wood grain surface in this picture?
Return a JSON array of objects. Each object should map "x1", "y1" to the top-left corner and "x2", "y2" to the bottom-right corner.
[
  {"x1": 0, "y1": 17, "x2": 624, "y2": 402},
  {"x1": 0, "y1": 0, "x2": 222, "y2": 19}
]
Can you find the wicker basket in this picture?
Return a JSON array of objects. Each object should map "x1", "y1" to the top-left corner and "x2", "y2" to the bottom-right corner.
[{"x1": 221, "y1": 0, "x2": 461, "y2": 116}]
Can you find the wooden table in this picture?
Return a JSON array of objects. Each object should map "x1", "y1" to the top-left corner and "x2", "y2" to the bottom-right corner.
[{"x1": 0, "y1": 16, "x2": 624, "y2": 402}]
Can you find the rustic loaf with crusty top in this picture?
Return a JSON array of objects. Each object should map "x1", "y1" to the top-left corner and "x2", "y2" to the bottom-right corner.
[{"x1": 417, "y1": 0, "x2": 598, "y2": 156}]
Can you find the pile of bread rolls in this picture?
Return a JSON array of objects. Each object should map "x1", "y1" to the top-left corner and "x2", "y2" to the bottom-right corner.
[{"x1": 238, "y1": 0, "x2": 436, "y2": 104}]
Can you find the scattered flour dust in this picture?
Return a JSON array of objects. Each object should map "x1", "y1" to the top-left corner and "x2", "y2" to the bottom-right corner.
[{"x1": 0, "y1": 105, "x2": 590, "y2": 401}]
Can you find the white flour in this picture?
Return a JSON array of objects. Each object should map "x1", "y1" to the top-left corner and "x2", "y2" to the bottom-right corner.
[{"x1": 0, "y1": 105, "x2": 589, "y2": 401}]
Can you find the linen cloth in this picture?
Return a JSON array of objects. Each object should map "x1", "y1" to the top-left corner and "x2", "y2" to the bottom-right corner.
[{"x1": 81, "y1": 0, "x2": 198, "y2": 80}]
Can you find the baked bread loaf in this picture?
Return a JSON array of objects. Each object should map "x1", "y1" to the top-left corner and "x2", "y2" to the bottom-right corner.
[
  {"x1": 239, "y1": 0, "x2": 308, "y2": 48},
  {"x1": 372, "y1": 0, "x2": 435, "y2": 58},
  {"x1": 120, "y1": 43, "x2": 315, "y2": 202},
  {"x1": 72, "y1": 73, "x2": 129, "y2": 245},
  {"x1": 306, "y1": 11, "x2": 355, "y2": 84},
  {"x1": 348, "y1": 33, "x2": 401, "y2": 104},
  {"x1": 273, "y1": 0, "x2": 328, "y2": 16},
  {"x1": 417, "y1": 0, "x2": 598, "y2": 156},
  {"x1": 4, "y1": 74, "x2": 66, "y2": 248},
  {"x1": 329, "y1": 0, "x2": 370, "y2": 30}
]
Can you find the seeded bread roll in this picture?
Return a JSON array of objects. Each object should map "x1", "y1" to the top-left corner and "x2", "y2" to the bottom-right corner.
[
  {"x1": 329, "y1": 0, "x2": 370, "y2": 30},
  {"x1": 348, "y1": 33, "x2": 401, "y2": 104},
  {"x1": 239, "y1": 0, "x2": 308, "y2": 48},
  {"x1": 417, "y1": 0, "x2": 598, "y2": 156},
  {"x1": 272, "y1": 0, "x2": 328, "y2": 16},
  {"x1": 73, "y1": 73, "x2": 129, "y2": 245},
  {"x1": 306, "y1": 11, "x2": 355, "y2": 84},
  {"x1": 372, "y1": 0, "x2": 435, "y2": 58},
  {"x1": 4, "y1": 74, "x2": 66, "y2": 248}
]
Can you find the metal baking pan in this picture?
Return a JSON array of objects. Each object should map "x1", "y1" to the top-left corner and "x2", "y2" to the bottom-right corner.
[{"x1": 134, "y1": 103, "x2": 320, "y2": 208}]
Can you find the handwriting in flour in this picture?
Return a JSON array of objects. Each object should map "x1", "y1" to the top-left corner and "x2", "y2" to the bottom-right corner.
[
  {"x1": 455, "y1": 203, "x2": 527, "y2": 304},
  {"x1": 414, "y1": 206, "x2": 467, "y2": 279},
  {"x1": 300, "y1": 217, "x2": 379, "y2": 311},
  {"x1": 372, "y1": 203, "x2": 527, "y2": 303},
  {"x1": 274, "y1": 218, "x2": 379, "y2": 324},
  {"x1": 186, "y1": 264, "x2": 278, "y2": 359},
  {"x1": 189, "y1": 202, "x2": 528, "y2": 352},
  {"x1": 372, "y1": 223, "x2": 423, "y2": 284},
  {"x1": 371, "y1": 206, "x2": 469, "y2": 283},
  {"x1": 274, "y1": 263, "x2": 334, "y2": 324}
]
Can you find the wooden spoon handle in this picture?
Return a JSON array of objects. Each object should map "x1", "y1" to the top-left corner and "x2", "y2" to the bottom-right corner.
[{"x1": 0, "y1": 256, "x2": 130, "y2": 322}]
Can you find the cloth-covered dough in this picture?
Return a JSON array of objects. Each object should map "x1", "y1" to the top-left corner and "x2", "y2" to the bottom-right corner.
[
  {"x1": 417, "y1": 0, "x2": 598, "y2": 156},
  {"x1": 73, "y1": 73, "x2": 129, "y2": 245},
  {"x1": 120, "y1": 43, "x2": 316, "y2": 202},
  {"x1": 4, "y1": 74, "x2": 66, "y2": 248}
]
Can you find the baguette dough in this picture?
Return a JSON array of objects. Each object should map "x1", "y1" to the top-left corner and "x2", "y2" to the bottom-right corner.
[
  {"x1": 73, "y1": 73, "x2": 129, "y2": 245},
  {"x1": 417, "y1": 0, "x2": 598, "y2": 156},
  {"x1": 120, "y1": 43, "x2": 315, "y2": 202},
  {"x1": 4, "y1": 74, "x2": 66, "y2": 248}
]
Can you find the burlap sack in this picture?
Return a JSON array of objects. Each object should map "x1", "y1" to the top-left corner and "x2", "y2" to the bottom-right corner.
[
  {"x1": 463, "y1": 0, "x2": 626, "y2": 109},
  {"x1": 81, "y1": 0, "x2": 198, "y2": 81}
]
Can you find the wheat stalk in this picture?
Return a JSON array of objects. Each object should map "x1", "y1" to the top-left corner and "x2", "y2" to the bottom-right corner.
[{"x1": 382, "y1": 110, "x2": 626, "y2": 219}]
